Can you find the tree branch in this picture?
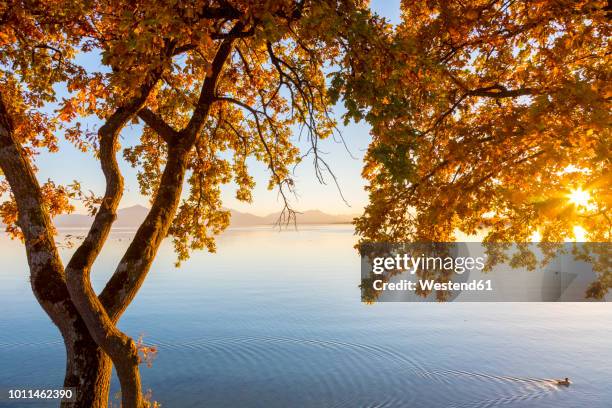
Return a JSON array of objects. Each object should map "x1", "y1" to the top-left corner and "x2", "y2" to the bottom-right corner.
[
  {"x1": 65, "y1": 69, "x2": 164, "y2": 281},
  {"x1": 468, "y1": 84, "x2": 538, "y2": 98},
  {"x1": 61, "y1": 70, "x2": 166, "y2": 407},
  {"x1": 215, "y1": 96, "x2": 299, "y2": 224},
  {"x1": 138, "y1": 108, "x2": 179, "y2": 144},
  {"x1": 100, "y1": 21, "x2": 248, "y2": 321},
  {"x1": 184, "y1": 22, "x2": 245, "y2": 140}
]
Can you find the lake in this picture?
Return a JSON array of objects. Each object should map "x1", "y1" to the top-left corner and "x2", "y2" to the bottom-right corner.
[{"x1": 0, "y1": 226, "x2": 611, "y2": 407}]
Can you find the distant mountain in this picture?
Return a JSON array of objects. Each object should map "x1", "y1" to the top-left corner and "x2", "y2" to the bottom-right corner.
[
  {"x1": 52, "y1": 213, "x2": 94, "y2": 228},
  {"x1": 262, "y1": 209, "x2": 356, "y2": 225},
  {"x1": 52, "y1": 205, "x2": 151, "y2": 228},
  {"x1": 229, "y1": 209, "x2": 269, "y2": 226},
  {"x1": 14, "y1": 205, "x2": 356, "y2": 229}
]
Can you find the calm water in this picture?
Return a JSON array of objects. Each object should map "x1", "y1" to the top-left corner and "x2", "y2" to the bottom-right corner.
[{"x1": 0, "y1": 226, "x2": 611, "y2": 407}]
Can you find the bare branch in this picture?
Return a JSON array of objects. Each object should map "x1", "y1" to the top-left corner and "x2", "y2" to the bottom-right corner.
[{"x1": 215, "y1": 96, "x2": 298, "y2": 225}]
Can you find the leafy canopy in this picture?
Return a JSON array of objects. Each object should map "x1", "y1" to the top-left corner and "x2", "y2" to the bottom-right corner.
[
  {"x1": 331, "y1": 1, "x2": 611, "y2": 244},
  {"x1": 334, "y1": 0, "x2": 610, "y2": 298},
  {"x1": 1, "y1": 0, "x2": 378, "y2": 262}
]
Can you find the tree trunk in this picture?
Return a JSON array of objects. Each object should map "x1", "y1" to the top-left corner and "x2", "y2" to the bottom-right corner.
[
  {"x1": 114, "y1": 339, "x2": 146, "y2": 408},
  {"x1": 62, "y1": 336, "x2": 112, "y2": 408},
  {"x1": 0, "y1": 94, "x2": 113, "y2": 407}
]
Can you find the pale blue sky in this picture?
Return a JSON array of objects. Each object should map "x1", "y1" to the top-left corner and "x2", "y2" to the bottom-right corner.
[{"x1": 33, "y1": 1, "x2": 401, "y2": 216}]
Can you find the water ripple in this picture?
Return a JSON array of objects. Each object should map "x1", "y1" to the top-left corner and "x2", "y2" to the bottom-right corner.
[{"x1": 144, "y1": 335, "x2": 564, "y2": 407}]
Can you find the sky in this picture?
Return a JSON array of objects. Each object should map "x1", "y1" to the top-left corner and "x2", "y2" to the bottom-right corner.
[{"x1": 33, "y1": 1, "x2": 402, "y2": 216}]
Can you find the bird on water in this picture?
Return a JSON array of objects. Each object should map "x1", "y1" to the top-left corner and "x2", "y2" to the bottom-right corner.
[{"x1": 556, "y1": 377, "x2": 571, "y2": 386}]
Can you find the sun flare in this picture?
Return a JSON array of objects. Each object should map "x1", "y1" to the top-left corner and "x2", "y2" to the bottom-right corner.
[
  {"x1": 573, "y1": 225, "x2": 588, "y2": 242},
  {"x1": 567, "y1": 188, "x2": 592, "y2": 209}
]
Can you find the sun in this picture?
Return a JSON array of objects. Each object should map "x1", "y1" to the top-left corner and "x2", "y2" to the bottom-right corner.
[
  {"x1": 573, "y1": 226, "x2": 588, "y2": 242},
  {"x1": 567, "y1": 188, "x2": 592, "y2": 209}
]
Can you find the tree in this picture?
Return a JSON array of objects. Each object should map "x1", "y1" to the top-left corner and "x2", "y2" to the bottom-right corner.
[
  {"x1": 333, "y1": 1, "x2": 610, "y2": 297},
  {"x1": 0, "y1": 2, "x2": 113, "y2": 406},
  {"x1": 0, "y1": 1, "x2": 381, "y2": 406}
]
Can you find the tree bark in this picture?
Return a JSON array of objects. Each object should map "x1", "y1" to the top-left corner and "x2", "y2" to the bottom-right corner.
[
  {"x1": 0, "y1": 93, "x2": 112, "y2": 407},
  {"x1": 62, "y1": 334, "x2": 112, "y2": 408}
]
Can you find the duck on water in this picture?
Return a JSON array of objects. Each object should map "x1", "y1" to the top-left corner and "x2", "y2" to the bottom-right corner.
[{"x1": 556, "y1": 377, "x2": 571, "y2": 386}]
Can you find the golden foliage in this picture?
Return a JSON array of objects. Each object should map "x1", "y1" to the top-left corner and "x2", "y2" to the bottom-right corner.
[{"x1": 336, "y1": 1, "x2": 611, "y2": 245}]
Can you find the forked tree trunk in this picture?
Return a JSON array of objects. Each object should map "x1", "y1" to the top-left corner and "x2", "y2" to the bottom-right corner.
[{"x1": 1, "y1": 21, "x2": 242, "y2": 407}]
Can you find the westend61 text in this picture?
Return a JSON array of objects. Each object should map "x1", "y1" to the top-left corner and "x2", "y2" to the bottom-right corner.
[{"x1": 373, "y1": 279, "x2": 493, "y2": 292}]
